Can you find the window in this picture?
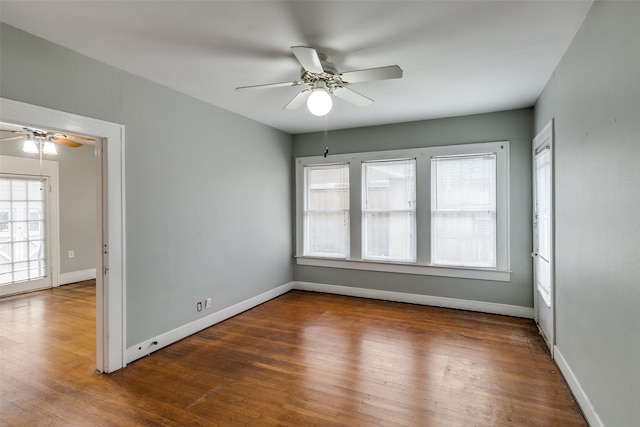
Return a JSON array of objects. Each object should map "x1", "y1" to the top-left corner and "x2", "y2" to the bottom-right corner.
[
  {"x1": 296, "y1": 141, "x2": 510, "y2": 281},
  {"x1": 363, "y1": 159, "x2": 416, "y2": 262},
  {"x1": 303, "y1": 163, "x2": 350, "y2": 258},
  {"x1": 431, "y1": 154, "x2": 496, "y2": 268}
]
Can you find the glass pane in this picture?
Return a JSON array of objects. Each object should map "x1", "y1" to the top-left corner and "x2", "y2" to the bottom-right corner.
[
  {"x1": 11, "y1": 179, "x2": 27, "y2": 201},
  {"x1": 13, "y1": 201, "x2": 28, "y2": 221},
  {"x1": 12, "y1": 241, "x2": 28, "y2": 262},
  {"x1": 0, "y1": 243, "x2": 10, "y2": 259},
  {"x1": 0, "y1": 263, "x2": 11, "y2": 285},
  {"x1": 305, "y1": 211, "x2": 349, "y2": 257},
  {"x1": 13, "y1": 261, "x2": 29, "y2": 282},
  {"x1": 0, "y1": 211, "x2": 8, "y2": 232},
  {"x1": 0, "y1": 179, "x2": 10, "y2": 200},
  {"x1": 365, "y1": 212, "x2": 416, "y2": 261},
  {"x1": 433, "y1": 154, "x2": 496, "y2": 211},
  {"x1": 432, "y1": 211, "x2": 496, "y2": 268},
  {"x1": 536, "y1": 149, "x2": 551, "y2": 260},
  {"x1": 363, "y1": 159, "x2": 416, "y2": 210},
  {"x1": 12, "y1": 222, "x2": 28, "y2": 241},
  {"x1": 29, "y1": 240, "x2": 45, "y2": 261},
  {"x1": 535, "y1": 148, "x2": 552, "y2": 306},
  {"x1": 305, "y1": 164, "x2": 349, "y2": 210}
]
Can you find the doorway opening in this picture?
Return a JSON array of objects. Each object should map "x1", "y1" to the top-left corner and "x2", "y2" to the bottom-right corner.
[{"x1": 0, "y1": 97, "x2": 125, "y2": 373}]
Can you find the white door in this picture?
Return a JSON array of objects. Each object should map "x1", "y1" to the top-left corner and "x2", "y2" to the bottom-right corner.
[
  {"x1": 0, "y1": 156, "x2": 59, "y2": 297},
  {"x1": 532, "y1": 120, "x2": 554, "y2": 353}
]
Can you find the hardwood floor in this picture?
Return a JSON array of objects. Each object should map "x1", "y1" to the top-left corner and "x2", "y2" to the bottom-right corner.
[{"x1": 0, "y1": 283, "x2": 586, "y2": 426}]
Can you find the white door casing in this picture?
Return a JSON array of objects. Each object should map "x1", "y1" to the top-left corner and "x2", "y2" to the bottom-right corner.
[{"x1": 0, "y1": 98, "x2": 126, "y2": 373}]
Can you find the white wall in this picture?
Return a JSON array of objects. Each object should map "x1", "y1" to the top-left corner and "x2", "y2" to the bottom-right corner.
[{"x1": 534, "y1": 2, "x2": 640, "y2": 425}]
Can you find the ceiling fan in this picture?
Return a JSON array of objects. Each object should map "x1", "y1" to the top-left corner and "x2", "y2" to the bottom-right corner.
[
  {"x1": 235, "y1": 46, "x2": 403, "y2": 116},
  {"x1": 0, "y1": 123, "x2": 95, "y2": 154}
]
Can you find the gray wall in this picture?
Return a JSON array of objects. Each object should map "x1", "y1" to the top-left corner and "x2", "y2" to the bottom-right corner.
[
  {"x1": 0, "y1": 142, "x2": 97, "y2": 275},
  {"x1": 293, "y1": 108, "x2": 533, "y2": 308},
  {"x1": 534, "y1": 2, "x2": 640, "y2": 425},
  {"x1": 0, "y1": 23, "x2": 293, "y2": 346}
]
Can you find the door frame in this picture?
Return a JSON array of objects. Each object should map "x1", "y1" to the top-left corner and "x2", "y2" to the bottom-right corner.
[
  {"x1": 532, "y1": 118, "x2": 555, "y2": 355},
  {"x1": 0, "y1": 97, "x2": 126, "y2": 373}
]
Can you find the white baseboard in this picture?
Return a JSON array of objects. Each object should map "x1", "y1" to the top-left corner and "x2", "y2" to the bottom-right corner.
[
  {"x1": 126, "y1": 282, "x2": 294, "y2": 364},
  {"x1": 292, "y1": 281, "x2": 534, "y2": 318},
  {"x1": 554, "y1": 346, "x2": 604, "y2": 427},
  {"x1": 59, "y1": 268, "x2": 97, "y2": 285}
]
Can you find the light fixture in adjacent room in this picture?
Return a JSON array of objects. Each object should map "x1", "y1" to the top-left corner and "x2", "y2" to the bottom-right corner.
[
  {"x1": 42, "y1": 137, "x2": 58, "y2": 155},
  {"x1": 22, "y1": 133, "x2": 39, "y2": 154},
  {"x1": 22, "y1": 133, "x2": 58, "y2": 155}
]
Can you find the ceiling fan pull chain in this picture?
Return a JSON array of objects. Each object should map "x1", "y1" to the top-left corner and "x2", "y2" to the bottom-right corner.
[{"x1": 323, "y1": 114, "x2": 329, "y2": 158}]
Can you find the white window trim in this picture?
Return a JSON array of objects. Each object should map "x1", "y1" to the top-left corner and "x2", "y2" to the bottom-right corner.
[{"x1": 295, "y1": 141, "x2": 511, "y2": 282}]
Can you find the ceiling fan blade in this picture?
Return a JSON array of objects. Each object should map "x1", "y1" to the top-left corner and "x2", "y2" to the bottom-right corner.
[
  {"x1": 0, "y1": 135, "x2": 26, "y2": 142},
  {"x1": 53, "y1": 137, "x2": 83, "y2": 148},
  {"x1": 284, "y1": 90, "x2": 311, "y2": 110},
  {"x1": 333, "y1": 87, "x2": 374, "y2": 107},
  {"x1": 53, "y1": 133, "x2": 95, "y2": 142},
  {"x1": 235, "y1": 81, "x2": 302, "y2": 91},
  {"x1": 340, "y1": 65, "x2": 403, "y2": 84},
  {"x1": 290, "y1": 46, "x2": 324, "y2": 74}
]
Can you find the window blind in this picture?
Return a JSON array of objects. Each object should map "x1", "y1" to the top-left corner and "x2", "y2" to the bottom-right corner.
[
  {"x1": 431, "y1": 154, "x2": 497, "y2": 268},
  {"x1": 362, "y1": 159, "x2": 416, "y2": 262},
  {"x1": 303, "y1": 163, "x2": 350, "y2": 258}
]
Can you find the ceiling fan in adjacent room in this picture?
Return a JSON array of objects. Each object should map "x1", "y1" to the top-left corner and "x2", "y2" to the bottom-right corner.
[
  {"x1": 0, "y1": 123, "x2": 95, "y2": 155},
  {"x1": 235, "y1": 46, "x2": 403, "y2": 116}
]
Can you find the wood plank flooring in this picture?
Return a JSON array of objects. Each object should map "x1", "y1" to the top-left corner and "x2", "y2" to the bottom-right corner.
[{"x1": 0, "y1": 282, "x2": 586, "y2": 426}]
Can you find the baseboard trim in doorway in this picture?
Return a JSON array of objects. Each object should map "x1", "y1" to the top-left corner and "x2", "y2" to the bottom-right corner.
[
  {"x1": 59, "y1": 269, "x2": 97, "y2": 286},
  {"x1": 126, "y1": 282, "x2": 294, "y2": 365},
  {"x1": 554, "y1": 346, "x2": 604, "y2": 427},
  {"x1": 292, "y1": 281, "x2": 534, "y2": 318}
]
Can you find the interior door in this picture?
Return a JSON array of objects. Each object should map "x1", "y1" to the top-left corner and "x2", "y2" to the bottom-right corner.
[{"x1": 532, "y1": 120, "x2": 554, "y2": 353}]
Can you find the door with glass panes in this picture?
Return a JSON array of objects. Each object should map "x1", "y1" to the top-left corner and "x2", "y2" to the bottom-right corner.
[
  {"x1": 532, "y1": 121, "x2": 554, "y2": 353},
  {"x1": 0, "y1": 174, "x2": 52, "y2": 296}
]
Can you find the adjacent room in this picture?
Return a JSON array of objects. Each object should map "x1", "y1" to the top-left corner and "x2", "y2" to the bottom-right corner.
[{"x1": 0, "y1": 1, "x2": 638, "y2": 426}]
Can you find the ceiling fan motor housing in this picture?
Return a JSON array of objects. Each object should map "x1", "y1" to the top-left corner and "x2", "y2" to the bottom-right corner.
[{"x1": 298, "y1": 51, "x2": 344, "y2": 93}]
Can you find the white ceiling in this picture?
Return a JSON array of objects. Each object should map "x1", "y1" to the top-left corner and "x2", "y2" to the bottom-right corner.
[{"x1": 0, "y1": 1, "x2": 593, "y2": 134}]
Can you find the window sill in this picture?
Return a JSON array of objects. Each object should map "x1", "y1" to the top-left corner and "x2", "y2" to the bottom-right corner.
[{"x1": 295, "y1": 257, "x2": 511, "y2": 282}]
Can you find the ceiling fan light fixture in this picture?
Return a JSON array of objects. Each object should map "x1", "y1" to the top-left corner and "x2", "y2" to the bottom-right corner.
[
  {"x1": 22, "y1": 134, "x2": 39, "y2": 154},
  {"x1": 307, "y1": 89, "x2": 332, "y2": 116},
  {"x1": 42, "y1": 138, "x2": 58, "y2": 155}
]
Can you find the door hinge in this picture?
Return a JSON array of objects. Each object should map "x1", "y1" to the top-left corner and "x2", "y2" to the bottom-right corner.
[{"x1": 104, "y1": 266, "x2": 109, "y2": 275}]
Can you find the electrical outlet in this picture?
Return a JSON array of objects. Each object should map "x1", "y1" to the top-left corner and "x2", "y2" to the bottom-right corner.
[
  {"x1": 196, "y1": 301, "x2": 203, "y2": 312},
  {"x1": 205, "y1": 298, "x2": 211, "y2": 309},
  {"x1": 68, "y1": 250, "x2": 75, "y2": 259}
]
